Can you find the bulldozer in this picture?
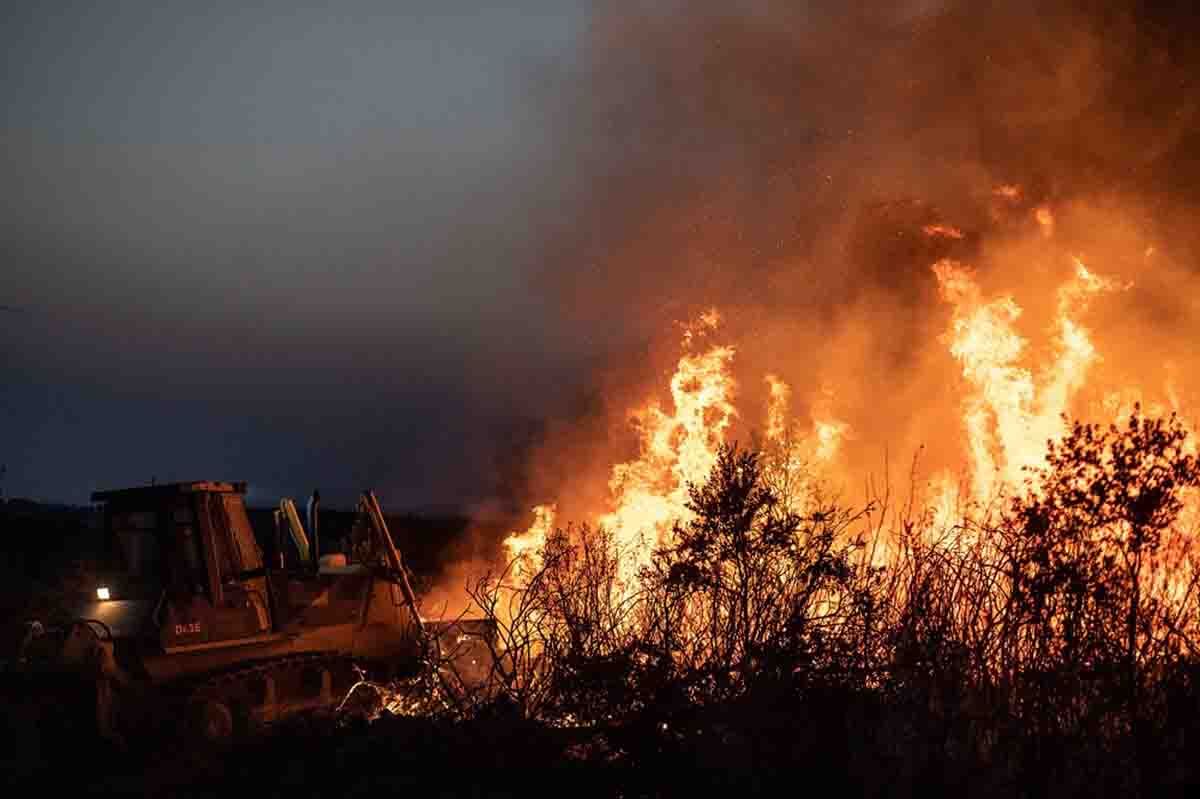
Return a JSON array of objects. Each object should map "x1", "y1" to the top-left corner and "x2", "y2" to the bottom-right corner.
[{"x1": 10, "y1": 480, "x2": 493, "y2": 745}]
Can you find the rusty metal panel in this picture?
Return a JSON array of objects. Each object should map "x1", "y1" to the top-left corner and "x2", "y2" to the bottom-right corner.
[
  {"x1": 196, "y1": 495, "x2": 231, "y2": 605},
  {"x1": 221, "y1": 494, "x2": 263, "y2": 574},
  {"x1": 91, "y1": 481, "x2": 246, "y2": 502}
]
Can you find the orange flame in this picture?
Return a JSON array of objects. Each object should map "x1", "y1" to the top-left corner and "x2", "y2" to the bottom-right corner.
[
  {"x1": 923, "y1": 224, "x2": 965, "y2": 239},
  {"x1": 503, "y1": 504, "x2": 556, "y2": 581},
  {"x1": 504, "y1": 318, "x2": 737, "y2": 590},
  {"x1": 597, "y1": 340, "x2": 737, "y2": 586},
  {"x1": 499, "y1": 197, "x2": 1195, "y2": 628},
  {"x1": 932, "y1": 257, "x2": 1118, "y2": 510},
  {"x1": 1035, "y1": 206, "x2": 1055, "y2": 237},
  {"x1": 764, "y1": 373, "x2": 791, "y2": 442}
]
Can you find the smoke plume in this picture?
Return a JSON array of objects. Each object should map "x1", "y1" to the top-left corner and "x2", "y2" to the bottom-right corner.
[{"x1": 502, "y1": 0, "x2": 1200, "y2": 535}]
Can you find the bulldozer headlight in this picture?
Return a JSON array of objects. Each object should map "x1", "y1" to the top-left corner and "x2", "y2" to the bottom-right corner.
[{"x1": 96, "y1": 587, "x2": 111, "y2": 601}]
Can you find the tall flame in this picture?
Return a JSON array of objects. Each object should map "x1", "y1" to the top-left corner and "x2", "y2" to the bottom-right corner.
[
  {"x1": 504, "y1": 503, "x2": 556, "y2": 582},
  {"x1": 500, "y1": 194, "x2": 1189, "y2": 612},
  {"x1": 597, "y1": 341, "x2": 737, "y2": 585},
  {"x1": 764, "y1": 374, "x2": 791, "y2": 442},
  {"x1": 504, "y1": 317, "x2": 737, "y2": 589},
  {"x1": 932, "y1": 257, "x2": 1117, "y2": 510}
]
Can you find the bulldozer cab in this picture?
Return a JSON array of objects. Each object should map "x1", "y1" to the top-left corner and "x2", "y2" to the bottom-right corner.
[{"x1": 90, "y1": 482, "x2": 271, "y2": 652}]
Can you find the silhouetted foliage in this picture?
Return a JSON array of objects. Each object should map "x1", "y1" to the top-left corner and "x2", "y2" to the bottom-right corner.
[{"x1": 425, "y1": 408, "x2": 1200, "y2": 793}]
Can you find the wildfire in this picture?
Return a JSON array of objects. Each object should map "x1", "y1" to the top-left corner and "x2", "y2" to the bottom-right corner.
[
  {"x1": 504, "y1": 317, "x2": 858, "y2": 592},
  {"x1": 596, "y1": 340, "x2": 737, "y2": 586},
  {"x1": 813, "y1": 418, "x2": 850, "y2": 463},
  {"x1": 761, "y1": 374, "x2": 850, "y2": 515},
  {"x1": 923, "y1": 223, "x2": 965, "y2": 239},
  {"x1": 1035, "y1": 206, "x2": 1055, "y2": 237},
  {"x1": 504, "y1": 504, "x2": 556, "y2": 582},
  {"x1": 765, "y1": 374, "x2": 791, "y2": 441},
  {"x1": 505, "y1": 250, "x2": 1127, "y2": 579},
  {"x1": 931, "y1": 256, "x2": 1117, "y2": 510},
  {"x1": 501, "y1": 194, "x2": 1194, "y2": 618},
  {"x1": 504, "y1": 319, "x2": 737, "y2": 589}
]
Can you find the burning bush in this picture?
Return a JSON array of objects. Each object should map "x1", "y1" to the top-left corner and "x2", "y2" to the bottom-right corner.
[
  {"x1": 639, "y1": 444, "x2": 870, "y2": 701},
  {"x1": 387, "y1": 407, "x2": 1200, "y2": 790}
]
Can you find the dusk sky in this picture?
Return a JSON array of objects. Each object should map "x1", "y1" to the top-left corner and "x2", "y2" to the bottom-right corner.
[{"x1": 2, "y1": 2, "x2": 593, "y2": 511}]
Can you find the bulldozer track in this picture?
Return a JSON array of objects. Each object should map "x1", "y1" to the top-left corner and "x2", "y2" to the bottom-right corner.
[{"x1": 156, "y1": 651, "x2": 376, "y2": 740}]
